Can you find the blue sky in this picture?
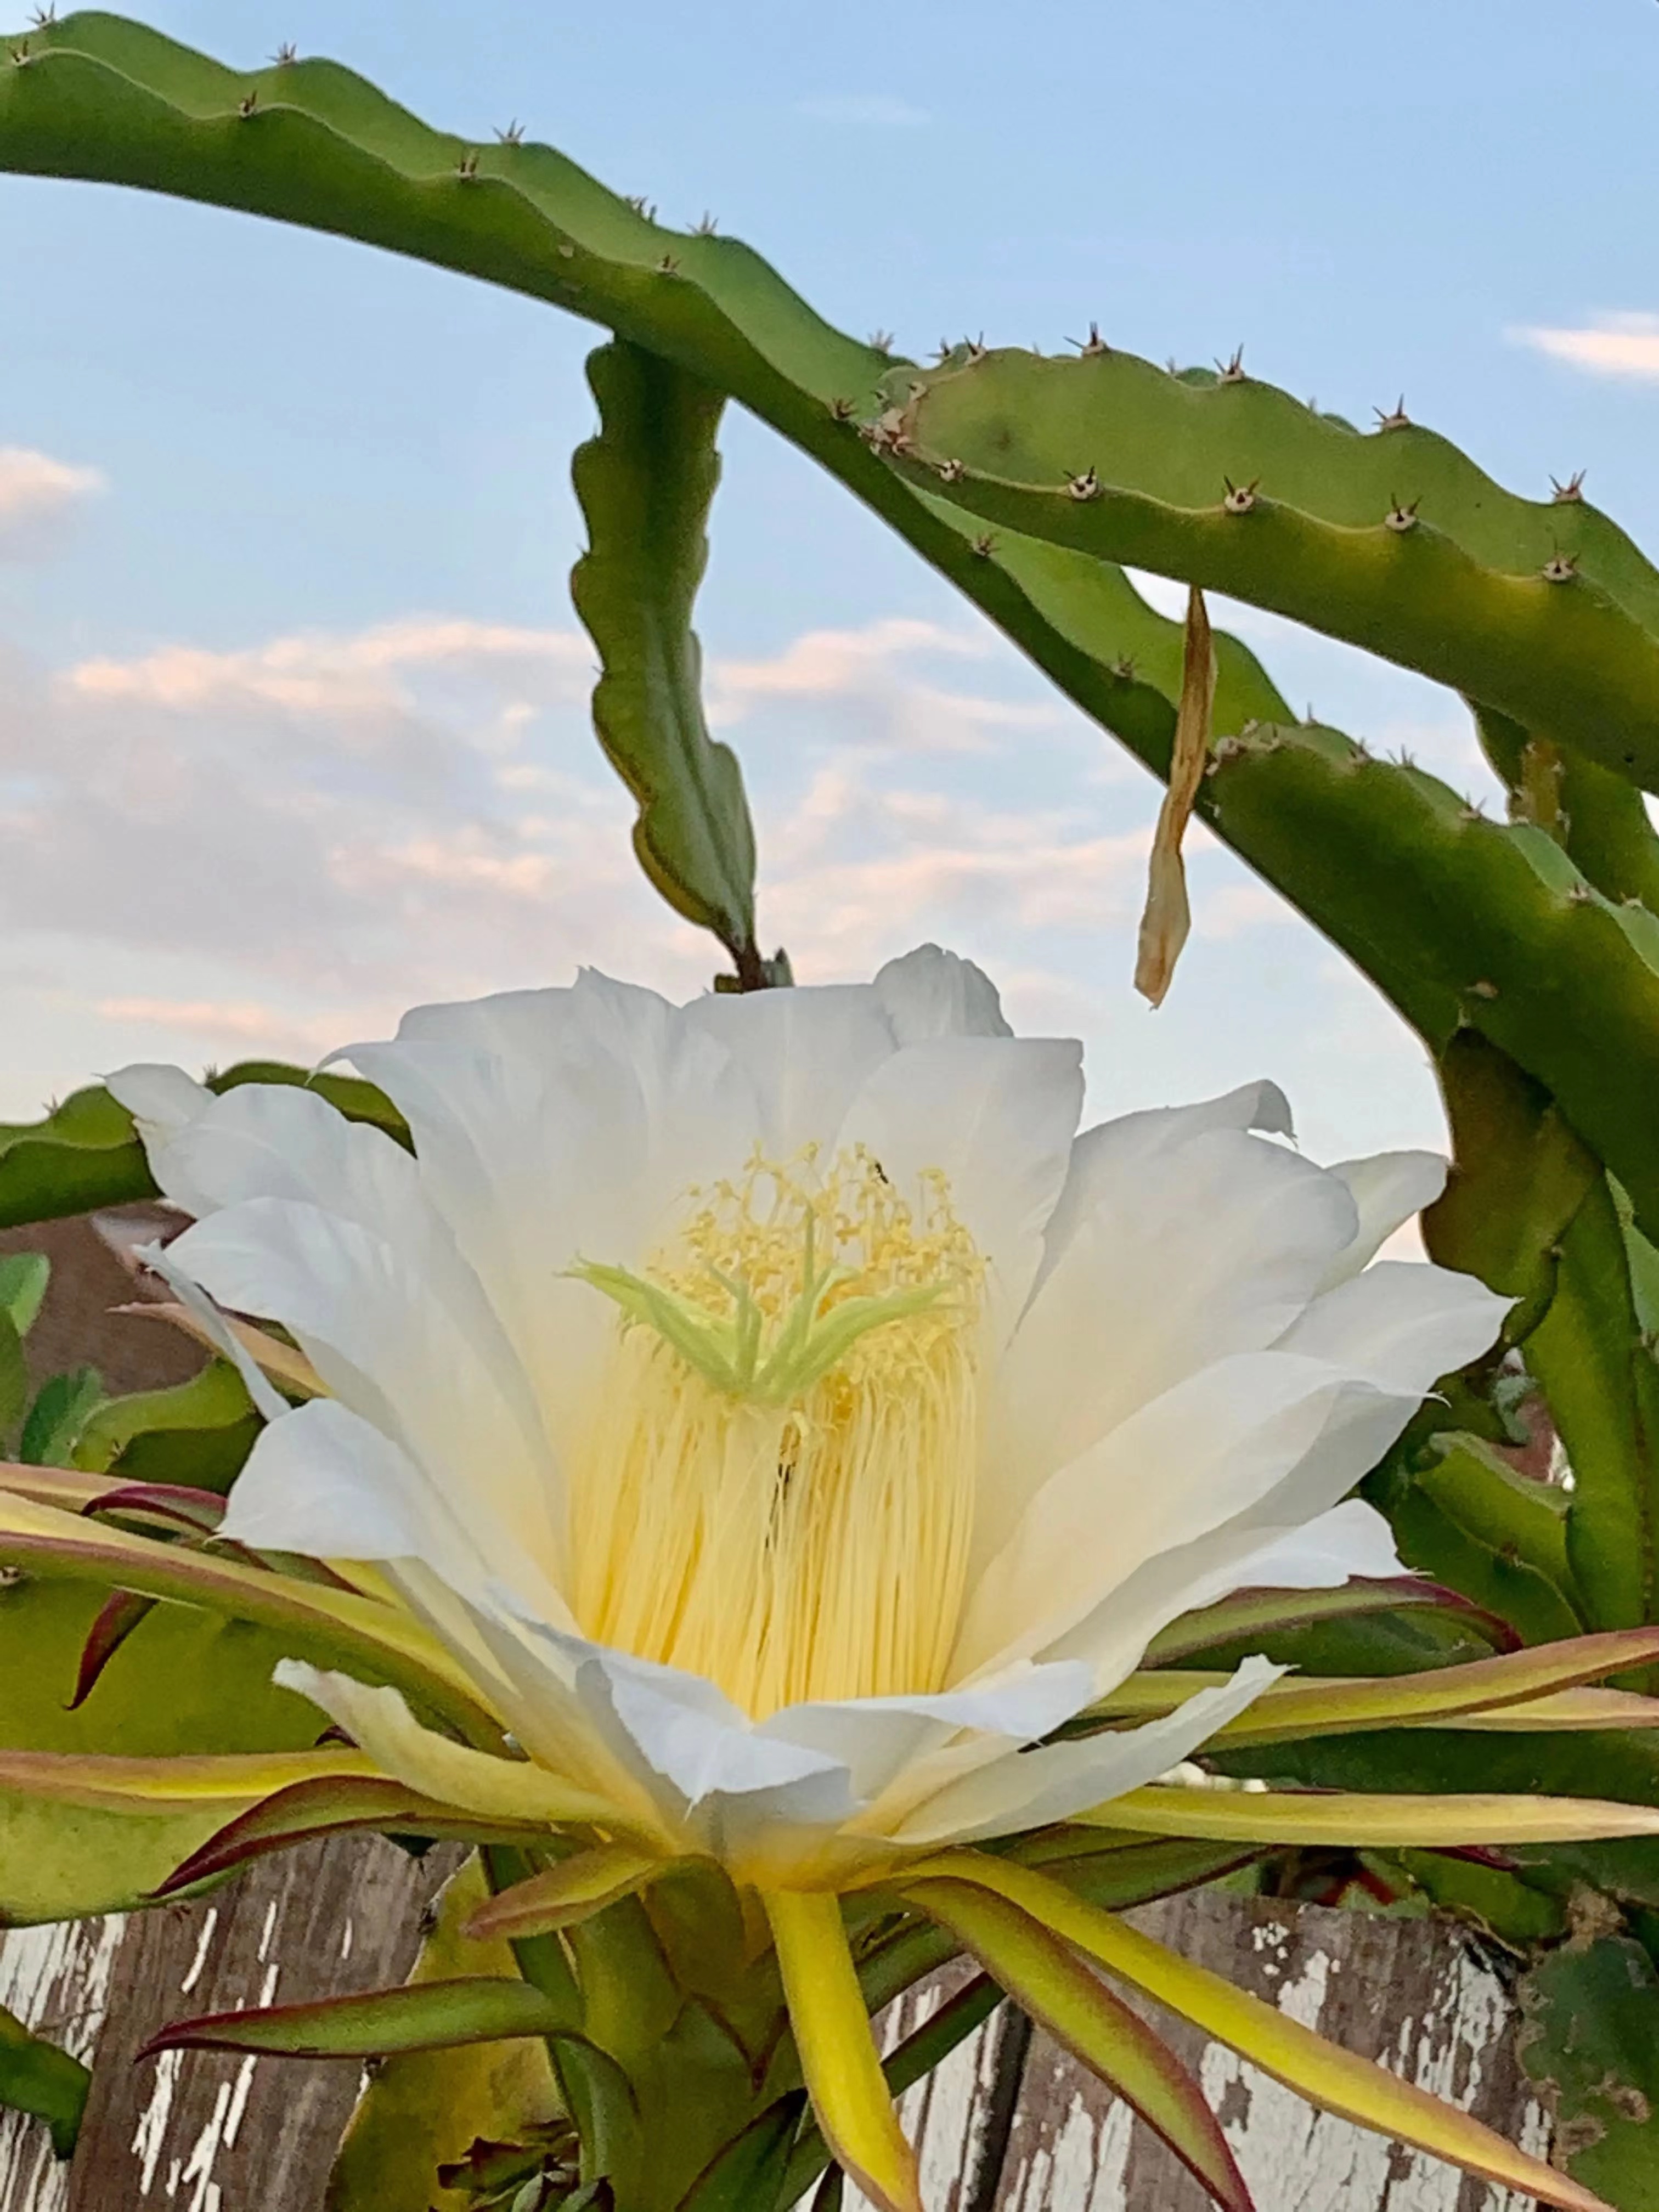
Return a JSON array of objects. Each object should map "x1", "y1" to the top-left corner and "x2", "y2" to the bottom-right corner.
[{"x1": 3, "y1": 0, "x2": 1657, "y2": 1165}]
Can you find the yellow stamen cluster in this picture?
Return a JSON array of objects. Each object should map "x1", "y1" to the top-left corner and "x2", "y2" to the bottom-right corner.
[{"x1": 569, "y1": 1147, "x2": 984, "y2": 1717}]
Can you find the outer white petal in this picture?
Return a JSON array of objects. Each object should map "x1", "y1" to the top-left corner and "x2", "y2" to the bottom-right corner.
[
  {"x1": 126, "y1": 1077, "x2": 421, "y2": 1227},
  {"x1": 123, "y1": 1085, "x2": 532, "y2": 1389},
  {"x1": 336, "y1": 976, "x2": 757, "y2": 1459},
  {"x1": 837, "y1": 1035, "x2": 1085, "y2": 1339},
  {"x1": 873, "y1": 945, "x2": 1012, "y2": 1043},
  {"x1": 1276, "y1": 1260, "x2": 1509, "y2": 1392},
  {"x1": 106, "y1": 1062, "x2": 213, "y2": 1153},
  {"x1": 1316, "y1": 1152, "x2": 1447, "y2": 1291},
  {"x1": 1035, "y1": 1388, "x2": 1438, "y2": 1696},
  {"x1": 680, "y1": 983, "x2": 899, "y2": 1157},
  {"x1": 218, "y1": 1397, "x2": 579, "y2": 1645},
  {"x1": 270, "y1": 1660, "x2": 621, "y2": 1827},
  {"x1": 388, "y1": 968, "x2": 673, "y2": 1069},
  {"x1": 137, "y1": 1239, "x2": 289, "y2": 1425},
  {"x1": 955, "y1": 1350, "x2": 1412, "y2": 1684},
  {"x1": 1226, "y1": 1499, "x2": 1408, "y2": 1588},
  {"x1": 167, "y1": 1198, "x2": 561, "y2": 1585},
  {"x1": 516, "y1": 1634, "x2": 867, "y2": 1858},
  {"x1": 754, "y1": 1660, "x2": 1094, "y2": 1806},
  {"x1": 983, "y1": 1130, "x2": 1359, "y2": 1568},
  {"x1": 885, "y1": 1657, "x2": 1283, "y2": 1847},
  {"x1": 1036, "y1": 1079, "x2": 1296, "y2": 1289},
  {"x1": 121, "y1": 1080, "x2": 552, "y2": 1469}
]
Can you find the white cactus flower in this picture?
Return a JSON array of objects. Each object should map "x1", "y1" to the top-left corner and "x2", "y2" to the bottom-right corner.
[{"x1": 109, "y1": 945, "x2": 1503, "y2": 1889}]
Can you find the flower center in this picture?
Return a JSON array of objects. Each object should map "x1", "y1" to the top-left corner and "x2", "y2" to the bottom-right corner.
[{"x1": 568, "y1": 1146, "x2": 984, "y2": 1717}]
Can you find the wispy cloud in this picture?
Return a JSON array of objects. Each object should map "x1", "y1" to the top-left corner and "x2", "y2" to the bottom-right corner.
[
  {"x1": 94, "y1": 996, "x2": 352, "y2": 1062},
  {"x1": 0, "y1": 608, "x2": 1170, "y2": 1091},
  {"x1": 796, "y1": 94, "x2": 929, "y2": 128},
  {"x1": 0, "y1": 599, "x2": 1388, "y2": 1131},
  {"x1": 1510, "y1": 312, "x2": 1659, "y2": 382},
  {"x1": 0, "y1": 446, "x2": 104, "y2": 554},
  {"x1": 69, "y1": 617, "x2": 592, "y2": 718}
]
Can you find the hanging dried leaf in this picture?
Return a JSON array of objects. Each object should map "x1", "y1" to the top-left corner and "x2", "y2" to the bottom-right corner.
[{"x1": 1135, "y1": 586, "x2": 1216, "y2": 1007}]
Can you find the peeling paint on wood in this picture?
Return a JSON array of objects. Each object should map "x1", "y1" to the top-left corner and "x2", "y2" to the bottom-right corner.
[
  {"x1": 0, "y1": 1915, "x2": 123, "y2": 2212},
  {"x1": 996, "y1": 1894, "x2": 1551, "y2": 2212},
  {"x1": 0, "y1": 1837, "x2": 453, "y2": 2211}
]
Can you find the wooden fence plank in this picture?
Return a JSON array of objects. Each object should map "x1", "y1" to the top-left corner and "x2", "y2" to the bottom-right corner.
[
  {"x1": 844, "y1": 1894, "x2": 1551, "y2": 2212},
  {"x1": 0, "y1": 1836, "x2": 1555, "y2": 2212}
]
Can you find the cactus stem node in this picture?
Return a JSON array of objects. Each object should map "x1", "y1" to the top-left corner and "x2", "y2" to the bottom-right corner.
[
  {"x1": 1222, "y1": 476, "x2": 1260, "y2": 515},
  {"x1": 1067, "y1": 466, "x2": 1102, "y2": 501},
  {"x1": 868, "y1": 328, "x2": 896, "y2": 354},
  {"x1": 1543, "y1": 551, "x2": 1579, "y2": 584},
  {"x1": 270, "y1": 41, "x2": 298, "y2": 65},
  {"x1": 495, "y1": 120, "x2": 525, "y2": 145},
  {"x1": 1550, "y1": 470, "x2": 1587, "y2": 504},
  {"x1": 1069, "y1": 321, "x2": 1109, "y2": 357},
  {"x1": 238, "y1": 91, "x2": 258, "y2": 117},
  {"x1": 970, "y1": 533, "x2": 997, "y2": 560},
  {"x1": 938, "y1": 457, "x2": 966, "y2": 484},
  {"x1": 1469, "y1": 980, "x2": 1500, "y2": 1000},
  {"x1": 1374, "y1": 396, "x2": 1411, "y2": 431},
  {"x1": 862, "y1": 409, "x2": 910, "y2": 456},
  {"x1": 1217, "y1": 345, "x2": 1247, "y2": 383},
  {"x1": 1385, "y1": 497, "x2": 1421, "y2": 534}
]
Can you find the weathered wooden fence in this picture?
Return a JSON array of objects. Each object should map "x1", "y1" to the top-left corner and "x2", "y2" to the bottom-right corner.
[
  {"x1": 0, "y1": 1846, "x2": 1551, "y2": 2211},
  {"x1": 0, "y1": 1214, "x2": 1558, "y2": 2210}
]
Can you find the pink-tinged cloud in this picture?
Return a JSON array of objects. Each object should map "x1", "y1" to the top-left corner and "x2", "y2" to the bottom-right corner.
[
  {"x1": 1510, "y1": 312, "x2": 1659, "y2": 382},
  {"x1": 0, "y1": 605, "x2": 1343, "y2": 1124},
  {"x1": 0, "y1": 447, "x2": 105, "y2": 551},
  {"x1": 67, "y1": 618, "x2": 592, "y2": 715},
  {"x1": 94, "y1": 996, "x2": 356, "y2": 1060}
]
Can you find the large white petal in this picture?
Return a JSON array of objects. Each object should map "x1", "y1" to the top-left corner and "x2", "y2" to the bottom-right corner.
[
  {"x1": 137, "y1": 1239, "x2": 290, "y2": 1425},
  {"x1": 982, "y1": 1129, "x2": 1360, "y2": 1569},
  {"x1": 1276, "y1": 1260, "x2": 1509, "y2": 1392},
  {"x1": 218, "y1": 1397, "x2": 579, "y2": 1647},
  {"x1": 680, "y1": 983, "x2": 899, "y2": 1158},
  {"x1": 1316, "y1": 1152, "x2": 1448, "y2": 1291},
  {"x1": 837, "y1": 1035, "x2": 1085, "y2": 1339},
  {"x1": 521, "y1": 1634, "x2": 868, "y2": 1861},
  {"x1": 111, "y1": 1076, "x2": 415, "y2": 1224},
  {"x1": 1035, "y1": 1079, "x2": 1296, "y2": 1291},
  {"x1": 1035, "y1": 1386, "x2": 1437, "y2": 1696},
  {"x1": 119, "y1": 1079, "x2": 552, "y2": 1468},
  {"x1": 873, "y1": 945, "x2": 1012, "y2": 1043},
  {"x1": 754, "y1": 1660, "x2": 1094, "y2": 1807},
  {"x1": 337, "y1": 977, "x2": 757, "y2": 1460},
  {"x1": 1226, "y1": 1498, "x2": 1408, "y2": 1589},
  {"x1": 167, "y1": 1197, "x2": 561, "y2": 1586},
  {"x1": 955, "y1": 1350, "x2": 1411, "y2": 1684},
  {"x1": 106, "y1": 1061, "x2": 213, "y2": 1152},
  {"x1": 884, "y1": 1657, "x2": 1282, "y2": 1847}
]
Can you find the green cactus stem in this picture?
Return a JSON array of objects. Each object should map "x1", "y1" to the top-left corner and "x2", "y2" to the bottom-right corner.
[{"x1": 882, "y1": 348, "x2": 1659, "y2": 793}]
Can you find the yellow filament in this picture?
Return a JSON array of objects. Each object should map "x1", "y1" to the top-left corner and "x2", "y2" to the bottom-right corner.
[{"x1": 568, "y1": 1148, "x2": 983, "y2": 1717}]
